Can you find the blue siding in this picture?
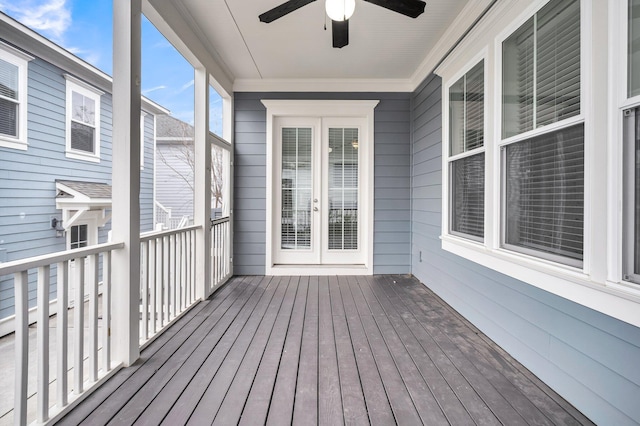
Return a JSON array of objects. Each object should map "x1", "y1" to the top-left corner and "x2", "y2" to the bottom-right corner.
[
  {"x1": 140, "y1": 113, "x2": 155, "y2": 232},
  {"x1": 0, "y1": 51, "x2": 156, "y2": 320},
  {"x1": 234, "y1": 92, "x2": 411, "y2": 275},
  {"x1": 410, "y1": 74, "x2": 640, "y2": 425}
]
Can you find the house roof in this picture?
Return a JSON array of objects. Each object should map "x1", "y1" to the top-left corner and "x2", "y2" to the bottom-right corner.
[
  {"x1": 145, "y1": 0, "x2": 496, "y2": 93},
  {"x1": 156, "y1": 115, "x2": 195, "y2": 140},
  {"x1": 56, "y1": 180, "x2": 112, "y2": 200},
  {"x1": 0, "y1": 12, "x2": 170, "y2": 116}
]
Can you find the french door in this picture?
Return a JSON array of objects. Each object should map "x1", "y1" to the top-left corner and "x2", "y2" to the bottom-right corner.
[{"x1": 273, "y1": 116, "x2": 366, "y2": 265}]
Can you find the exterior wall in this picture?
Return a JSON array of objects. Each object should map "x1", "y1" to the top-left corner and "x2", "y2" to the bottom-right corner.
[
  {"x1": 140, "y1": 113, "x2": 155, "y2": 231},
  {"x1": 411, "y1": 74, "x2": 640, "y2": 425},
  {"x1": 0, "y1": 52, "x2": 156, "y2": 320},
  {"x1": 234, "y1": 92, "x2": 411, "y2": 275},
  {"x1": 155, "y1": 140, "x2": 195, "y2": 220}
]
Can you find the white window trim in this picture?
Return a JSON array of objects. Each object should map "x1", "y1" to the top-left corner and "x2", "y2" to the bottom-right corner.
[
  {"x1": 437, "y1": 0, "x2": 640, "y2": 328},
  {"x1": 65, "y1": 74, "x2": 103, "y2": 162},
  {"x1": 609, "y1": 0, "x2": 640, "y2": 288},
  {"x1": 0, "y1": 41, "x2": 33, "y2": 150},
  {"x1": 262, "y1": 99, "x2": 378, "y2": 276},
  {"x1": 442, "y1": 51, "x2": 488, "y2": 244}
]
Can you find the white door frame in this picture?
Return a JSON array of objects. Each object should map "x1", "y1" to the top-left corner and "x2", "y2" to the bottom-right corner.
[{"x1": 263, "y1": 99, "x2": 378, "y2": 275}]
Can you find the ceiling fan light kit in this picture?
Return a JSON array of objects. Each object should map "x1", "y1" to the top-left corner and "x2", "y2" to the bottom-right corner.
[
  {"x1": 325, "y1": 0, "x2": 356, "y2": 21},
  {"x1": 259, "y1": 0, "x2": 426, "y2": 48}
]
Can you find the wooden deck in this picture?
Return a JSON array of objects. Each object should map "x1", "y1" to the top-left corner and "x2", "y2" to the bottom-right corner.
[{"x1": 55, "y1": 275, "x2": 593, "y2": 425}]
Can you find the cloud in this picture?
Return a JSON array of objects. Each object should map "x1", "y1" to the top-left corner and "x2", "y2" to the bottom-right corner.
[
  {"x1": 0, "y1": 0, "x2": 71, "y2": 41},
  {"x1": 142, "y1": 85, "x2": 167, "y2": 95},
  {"x1": 178, "y1": 80, "x2": 195, "y2": 93}
]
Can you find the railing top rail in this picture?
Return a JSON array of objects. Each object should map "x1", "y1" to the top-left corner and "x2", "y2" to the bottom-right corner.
[
  {"x1": 211, "y1": 216, "x2": 231, "y2": 227},
  {"x1": 140, "y1": 224, "x2": 201, "y2": 242},
  {"x1": 209, "y1": 131, "x2": 232, "y2": 150},
  {"x1": 0, "y1": 241, "x2": 125, "y2": 276},
  {"x1": 154, "y1": 200, "x2": 171, "y2": 213}
]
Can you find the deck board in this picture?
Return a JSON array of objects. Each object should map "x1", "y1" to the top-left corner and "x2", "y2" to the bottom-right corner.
[{"x1": 56, "y1": 275, "x2": 594, "y2": 426}]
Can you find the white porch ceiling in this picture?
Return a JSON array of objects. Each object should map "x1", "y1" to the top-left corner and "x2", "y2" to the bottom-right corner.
[{"x1": 152, "y1": 0, "x2": 483, "y2": 92}]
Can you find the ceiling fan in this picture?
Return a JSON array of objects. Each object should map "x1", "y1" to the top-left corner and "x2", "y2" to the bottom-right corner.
[{"x1": 259, "y1": 0, "x2": 427, "y2": 48}]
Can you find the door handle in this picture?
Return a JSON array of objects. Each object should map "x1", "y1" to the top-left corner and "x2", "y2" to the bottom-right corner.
[{"x1": 313, "y1": 207, "x2": 319, "y2": 212}]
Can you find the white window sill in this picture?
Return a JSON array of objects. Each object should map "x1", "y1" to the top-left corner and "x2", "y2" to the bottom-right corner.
[
  {"x1": 0, "y1": 137, "x2": 28, "y2": 151},
  {"x1": 66, "y1": 150, "x2": 100, "y2": 163},
  {"x1": 441, "y1": 234, "x2": 640, "y2": 328}
]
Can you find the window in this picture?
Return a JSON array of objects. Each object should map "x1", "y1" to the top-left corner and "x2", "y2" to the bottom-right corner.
[
  {"x1": 502, "y1": 0, "x2": 581, "y2": 138},
  {"x1": 65, "y1": 75, "x2": 102, "y2": 161},
  {"x1": 0, "y1": 42, "x2": 31, "y2": 149},
  {"x1": 629, "y1": 0, "x2": 640, "y2": 98},
  {"x1": 624, "y1": 113, "x2": 640, "y2": 284},
  {"x1": 501, "y1": 0, "x2": 583, "y2": 266},
  {"x1": 448, "y1": 60, "x2": 485, "y2": 241},
  {"x1": 70, "y1": 224, "x2": 88, "y2": 249}
]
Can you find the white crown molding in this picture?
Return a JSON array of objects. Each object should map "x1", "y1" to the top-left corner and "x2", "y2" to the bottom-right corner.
[
  {"x1": 233, "y1": 78, "x2": 414, "y2": 93},
  {"x1": 412, "y1": 0, "x2": 495, "y2": 85}
]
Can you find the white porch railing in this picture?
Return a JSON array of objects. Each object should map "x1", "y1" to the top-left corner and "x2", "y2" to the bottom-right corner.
[
  {"x1": 0, "y1": 242, "x2": 123, "y2": 425},
  {"x1": 210, "y1": 217, "x2": 231, "y2": 293},
  {"x1": 139, "y1": 225, "x2": 199, "y2": 344},
  {"x1": 1, "y1": 222, "x2": 230, "y2": 425}
]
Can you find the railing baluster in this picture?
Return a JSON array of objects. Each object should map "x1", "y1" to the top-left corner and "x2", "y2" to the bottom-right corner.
[
  {"x1": 149, "y1": 239, "x2": 156, "y2": 335},
  {"x1": 141, "y1": 241, "x2": 148, "y2": 341},
  {"x1": 74, "y1": 258, "x2": 85, "y2": 394},
  {"x1": 157, "y1": 236, "x2": 164, "y2": 327},
  {"x1": 14, "y1": 271, "x2": 28, "y2": 426},
  {"x1": 88, "y1": 254, "x2": 99, "y2": 382},
  {"x1": 163, "y1": 235, "x2": 169, "y2": 324},
  {"x1": 189, "y1": 231, "x2": 196, "y2": 303},
  {"x1": 57, "y1": 260, "x2": 69, "y2": 408},
  {"x1": 102, "y1": 252, "x2": 111, "y2": 373},
  {"x1": 37, "y1": 265, "x2": 50, "y2": 423},
  {"x1": 176, "y1": 233, "x2": 182, "y2": 312},
  {"x1": 170, "y1": 234, "x2": 176, "y2": 319}
]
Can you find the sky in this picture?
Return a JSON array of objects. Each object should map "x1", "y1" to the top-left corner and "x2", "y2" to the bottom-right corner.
[{"x1": 0, "y1": 0, "x2": 223, "y2": 130}]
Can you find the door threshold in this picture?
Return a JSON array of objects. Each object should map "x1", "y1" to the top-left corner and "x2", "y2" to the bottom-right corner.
[{"x1": 267, "y1": 264, "x2": 371, "y2": 276}]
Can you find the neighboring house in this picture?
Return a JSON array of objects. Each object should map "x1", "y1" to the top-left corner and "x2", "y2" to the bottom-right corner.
[
  {"x1": 155, "y1": 114, "x2": 226, "y2": 229},
  {"x1": 0, "y1": 12, "x2": 168, "y2": 333},
  {"x1": 155, "y1": 115, "x2": 195, "y2": 228}
]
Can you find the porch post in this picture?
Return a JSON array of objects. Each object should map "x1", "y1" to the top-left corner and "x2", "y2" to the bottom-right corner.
[
  {"x1": 194, "y1": 68, "x2": 212, "y2": 299},
  {"x1": 111, "y1": 0, "x2": 141, "y2": 366}
]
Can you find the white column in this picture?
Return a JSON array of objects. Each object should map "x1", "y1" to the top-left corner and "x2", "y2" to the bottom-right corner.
[
  {"x1": 112, "y1": 0, "x2": 141, "y2": 366},
  {"x1": 194, "y1": 68, "x2": 212, "y2": 299}
]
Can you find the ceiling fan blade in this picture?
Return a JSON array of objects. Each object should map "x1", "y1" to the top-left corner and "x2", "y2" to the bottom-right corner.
[
  {"x1": 363, "y1": 0, "x2": 426, "y2": 18},
  {"x1": 332, "y1": 19, "x2": 349, "y2": 48},
  {"x1": 259, "y1": 0, "x2": 317, "y2": 23}
]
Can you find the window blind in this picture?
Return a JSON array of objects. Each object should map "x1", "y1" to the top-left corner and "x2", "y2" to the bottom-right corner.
[
  {"x1": 450, "y1": 61, "x2": 484, "y2": 156},
  {"x1": 451, "y1": 153, "x2": 485, "y2": 239},
  {"x1": 70, "y1": 91, "x2": 96, "y2": 153},
  {"x1": 502, "y1": 0, "x2": 580, "y2": 138},
  {"x1": 0, "y1": 58, "x2": 18, "y2": 137},
  {"x1": 281, "y1": 127, "x2": 312, "y2": 250},
  {"x1": 328, "y1": 128, "x2": 358, "y2": 250},
  {"x1": 71, "y1": 121, "x2": 95, "y2": 153},
  {"x1": 504, "y1": 123, "x2": 584, "y2": 264}
]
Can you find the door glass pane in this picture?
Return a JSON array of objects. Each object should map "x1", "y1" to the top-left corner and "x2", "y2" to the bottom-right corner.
[
  {"x1": 281, "y1": 127, "x2": 312, "y2": 250},
  {"x1": 328, "y1": 128, "x2": 358, "y2": 250}
]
